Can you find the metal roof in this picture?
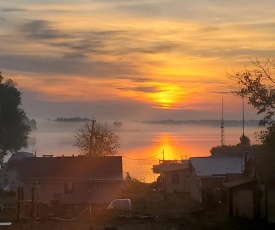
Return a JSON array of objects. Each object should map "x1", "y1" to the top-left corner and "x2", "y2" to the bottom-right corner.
[
  {"x1": 223, "y1": 177, "x2": 256, "y2": 188},
  {"x1": 190, "y1": 157, "x2": 243, "y2": 177}
]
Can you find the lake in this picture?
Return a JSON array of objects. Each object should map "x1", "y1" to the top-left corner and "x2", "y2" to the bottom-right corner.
[{"x1": 22, "y1": 120, "x2": 263, "y2": 183}]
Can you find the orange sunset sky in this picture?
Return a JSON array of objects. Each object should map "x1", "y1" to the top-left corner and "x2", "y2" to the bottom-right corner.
[{"x1": 1, "y1": 0, "x2": 275, "y2": 121}]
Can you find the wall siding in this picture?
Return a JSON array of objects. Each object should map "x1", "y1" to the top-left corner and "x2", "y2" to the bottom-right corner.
[{"x1": 23, "y1": 181, "x2": 122, "y2": 204}]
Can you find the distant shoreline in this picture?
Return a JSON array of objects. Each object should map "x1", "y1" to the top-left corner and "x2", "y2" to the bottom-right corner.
[
  {"x1": 51, "y1": 117, "x2": 91, "y2": 122},
  {"x1": 48, "y1": 118, "x2": 261, "y2": 127},
  {"x1": 140, "y1": 119, "x2": 260, "y2": 127}
]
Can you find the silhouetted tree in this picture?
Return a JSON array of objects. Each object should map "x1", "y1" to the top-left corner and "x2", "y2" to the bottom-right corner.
[
  {"x1": 74, "y1": 120, "x2": 120, "y2": 156},
  {"x1": 0, "y1": 73, "x2": 31, "y2": 164},
  {"x1": 229, "y1": 58, "x2": 275, "y2": 151},
  {"x1": 210, "y1": 144, "x2": 263, "y2": 157},
  {"x1": 239, "y1": 134, "x2": 251, "y2": 148}
]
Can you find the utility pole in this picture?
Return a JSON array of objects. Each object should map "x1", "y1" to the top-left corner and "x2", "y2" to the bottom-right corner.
[
  {"x1": 221, "y1": 98, "x2": 225, "y2": 146},
  {"x1": 89, "y1": 119, "x2": 96, "y2": 156},
  {"x1": 242, "y1": 96, "x2": 245, "y2": 137}
]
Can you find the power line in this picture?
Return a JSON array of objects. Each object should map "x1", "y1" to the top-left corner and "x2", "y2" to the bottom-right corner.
[{"x1": 121, "y1": 152, "x2": 163, "y2": 161}]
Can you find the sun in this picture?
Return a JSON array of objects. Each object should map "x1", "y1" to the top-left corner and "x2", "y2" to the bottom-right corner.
[
  {"x1": 116, "y1": 80, "x2": 189, "y2": 109},
  {"x1": 150, "y1": 84, "x2": 186, "y2": 109}
]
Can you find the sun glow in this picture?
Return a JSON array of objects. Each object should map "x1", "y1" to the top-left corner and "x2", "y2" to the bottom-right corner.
[
  {"x1": 154, "y1": 134, "x2": 187, "y2": 160},
  {"x1": 121, "y1": 132, "x2": 188, "y2": 182},
  {"x1": 150, "y1": 84, "x2": 186, "y2": 109}
]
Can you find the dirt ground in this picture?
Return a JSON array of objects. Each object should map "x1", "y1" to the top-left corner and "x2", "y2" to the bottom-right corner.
[{"x1": 2, "y1": 182, "x2": 275, "y2": 230}]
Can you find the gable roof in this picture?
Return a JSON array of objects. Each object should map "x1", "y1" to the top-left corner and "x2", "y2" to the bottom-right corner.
[
  {"x1": 190, "y1": 157, "x2": 243, "y2": 177},
  {"x1": 224, "y1": 177, "x2": 256, "y2": 188},
  {"x1": 21, "y1": 156, "x2": 123, "y2": 181}
]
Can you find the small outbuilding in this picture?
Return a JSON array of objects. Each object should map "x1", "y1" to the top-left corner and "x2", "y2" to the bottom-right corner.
[
  {"x1": 224, "y1": 155, "x2": 275, "y2": 223},
  {"x1": 189, "y1": 157, "x2": 243, "y2": 203}
]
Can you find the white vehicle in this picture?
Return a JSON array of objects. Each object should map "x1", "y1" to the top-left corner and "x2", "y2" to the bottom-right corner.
[{"x1": 107, "y1": 198, "x2": 132, "y2": 211}]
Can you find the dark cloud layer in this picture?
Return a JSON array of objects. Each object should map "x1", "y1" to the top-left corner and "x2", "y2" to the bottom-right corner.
[
  {"x1": 18, "y1": 19, "x2": 187, "y2": 60},
  {"x1": 21, "y1": 20, "x2": 68, "y2": 40},
  {"x1": 2, "y1": 7, "x2": 26, "y2": 12},
  {"x1": 0, "y1": 55, "x2": 141, "y2": 78},
  {"x1": 117, "y1": 86, "x2": 164, "y2": 93}
]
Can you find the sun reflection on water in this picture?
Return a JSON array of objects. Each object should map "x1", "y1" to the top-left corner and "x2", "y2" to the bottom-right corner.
[{"x1": 120, "y1": 132, "x2": 208, "y2": 183}]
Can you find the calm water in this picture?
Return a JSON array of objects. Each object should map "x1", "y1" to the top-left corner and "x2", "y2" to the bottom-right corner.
[{"x1": 22, "y1": 120, "x2": 262, "y2": 183}]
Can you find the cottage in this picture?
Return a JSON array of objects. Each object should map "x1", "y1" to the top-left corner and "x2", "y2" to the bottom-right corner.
[
  {"x1": 189, "y1": 157, "x2": 243, "y2": 203},
  {"x1": 224, "y1": 155, "x2": 275, "y2": 223},
  {"x1": 21, "y1": 156, "x2": 123, "y2": 205},
  {"x1": 153, "y1": 160, "x2": 190, "y2": 193}
]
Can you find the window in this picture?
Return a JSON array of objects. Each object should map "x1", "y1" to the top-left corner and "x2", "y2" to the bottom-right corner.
[
  {"x1": 64, "y1": 182, "x2": 74, "y2": 194},
  {"x1": 172, "y1": 174, "x2": 179, "y2": 184}
]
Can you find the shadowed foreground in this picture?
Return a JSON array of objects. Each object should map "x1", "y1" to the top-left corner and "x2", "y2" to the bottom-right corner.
[{"x1": 4, "y1": 181, "x2": 275, "y2": 230}]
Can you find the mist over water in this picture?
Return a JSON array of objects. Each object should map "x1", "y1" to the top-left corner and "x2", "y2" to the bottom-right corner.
[{"x1": 22, "y1": 120, "x2": 263, "y2": 183}]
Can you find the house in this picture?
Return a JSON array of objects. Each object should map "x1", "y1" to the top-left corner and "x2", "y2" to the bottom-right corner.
[
  {"x1": 153, "y1": 159, "x2": 190, "y2": 193},
  {"x1": 189, "y1": 157, "x2": 243, "y2": 203},
  {"x1": 224, "y1": 155, "x2": 275, "y2": 223},
  {"x1": 20, "y1": 155, "x2": 123, "y2": 205}
]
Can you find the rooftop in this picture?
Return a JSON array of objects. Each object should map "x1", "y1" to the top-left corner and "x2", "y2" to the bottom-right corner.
[
  {"x1": 21, "y1": 156, "x2": 123, "y2": 181},
  {"x1": 190, "y1": 157, "x2": 243, "y2": 177},
  {"x1": 153, "y1": 160, "x2": 189, "y2": 173}
]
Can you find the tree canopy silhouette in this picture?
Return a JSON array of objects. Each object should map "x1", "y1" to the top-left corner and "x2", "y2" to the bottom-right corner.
[
  {"x1": 229, "y1": 58, "x2": 275, "y2": 151},
  {"x1": 74, "y1": 120, "x2": 120, "y2": 156},
  {"x1": 0, "y1": 73, "x2": 30, "y2": 163}
]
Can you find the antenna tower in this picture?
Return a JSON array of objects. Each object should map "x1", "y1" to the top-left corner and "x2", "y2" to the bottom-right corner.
[
  {"x1": 221, "y1": 98, "x2": 225, "y2": 146},
  {"x1": 242, "y1": 96, "x2": 245, "y2": 136}
]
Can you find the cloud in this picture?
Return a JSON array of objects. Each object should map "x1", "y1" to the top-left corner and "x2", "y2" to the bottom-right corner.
[
  {"x1": 1, "y1": 7, "x2": 26, "y2": 12},
  {"x1": 131, "y1": 78, "x2": 152, "y2": 83},
  {"x1": 2, "y1": 0, "x2": 275, "y2": 122},
  {"x1": 190, "y1": 48, "x2": 275, "y2": 59},
  {"x1": 0, "y1": 54, "x2": 141, "y2": 78},
  {"x1": 134, "y1": 86, "x2": 163, "y2": 93},
  {"x1": 236, "y1": 22, "x2": 275, "y2": 33},
  {"x1": 20, "y1": 20, "x2": 68, "y2": 40},
  {"x1": 136, "y1": 41, "x2": 183, "y2": 54},
  {"x1": 49, "y1": 30, "x2": 126, "y2": 58},
  {"x1": 118, "y1": 86, "x2": 163, "y2": 93}
]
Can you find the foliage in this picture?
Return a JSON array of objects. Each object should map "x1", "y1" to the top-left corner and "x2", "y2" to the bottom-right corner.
[
  {"x1": 259, "y1": 125, "x2": 275, "y2": 153},
  {"x1": 239, "y1": 134, "x2": 251, "y2": 147},
  {"x1": 210, "y1": 144, "x2": 264, "y2": 157},
  {"x1": 74, "y1": 120, "x2": 120, "y2": 156},
  {"x1": 229, "y1": 58, "x2": 275, "y2": 150},
  {"x1": 24, "y1": 117, "x2": 37, "y2": 131},
  {"x1": 210, "y1": 134, "x2": 253, "y2": 157},
  {"x1": 0, "y1": 73, "x2": 30, "y2": 163}
]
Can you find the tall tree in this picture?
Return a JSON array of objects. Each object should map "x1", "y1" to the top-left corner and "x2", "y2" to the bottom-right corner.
[
  {"x1": 0, "y1": 73, "x2": 31, "y2": 163},
  {"x1": 240, "y1": 134, "x2": 251, "y2": 148},
  {"x1": 229, "y1": 58, "x2": 275, "y2": 150},
  {"x1": 74, "y1": 120, "x2": 120, "y2": 156}
]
